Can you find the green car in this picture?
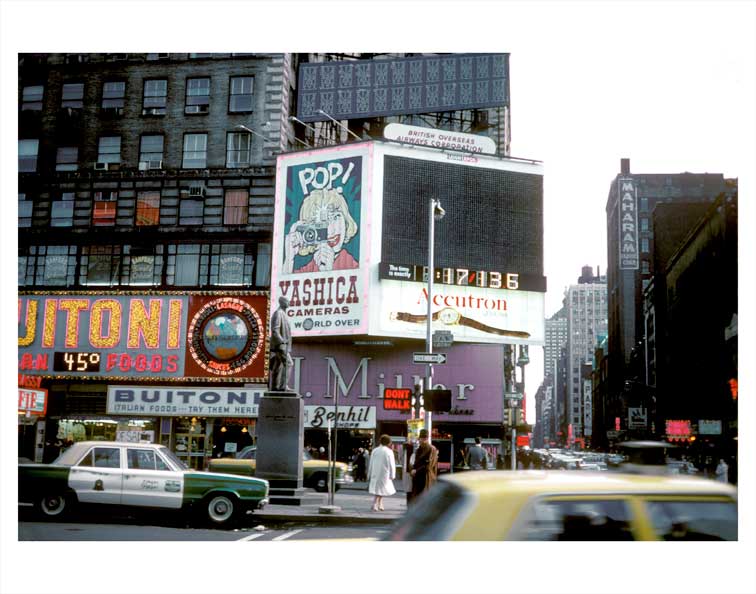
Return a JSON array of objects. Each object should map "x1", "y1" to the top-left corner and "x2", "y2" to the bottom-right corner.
[
  {"x1": 18, "y1": 441, "x2": 269, "y2": 527},
  {"x1": 208, "y1": 446, "x2": 353, "y2": 492}
]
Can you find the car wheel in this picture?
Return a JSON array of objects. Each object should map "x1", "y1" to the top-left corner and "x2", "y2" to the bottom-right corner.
[
  {"x1": 312, "y1": 473, "x2": 328, "y2": 493},
  {"x1": 39, "y1": 493, "x2": 70, "y2": 519},
  {"x1": 205, "y1": 493, "x2": 238, "y2": 527}
]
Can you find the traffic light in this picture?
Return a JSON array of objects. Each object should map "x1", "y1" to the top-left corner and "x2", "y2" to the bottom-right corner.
[{"x1": 412, "y1": 383, "x2": 424, "y2": 419}]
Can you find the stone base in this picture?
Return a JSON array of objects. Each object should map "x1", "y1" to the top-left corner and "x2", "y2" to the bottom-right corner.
[
  {"x1": 256, "y1": 392, "x2": 304, "y2": 488},
  {"x1": 269, "y1": 486, "x2": 326, "y2": 506}
]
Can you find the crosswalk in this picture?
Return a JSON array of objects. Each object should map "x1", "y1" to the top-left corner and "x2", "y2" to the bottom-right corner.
[{"x1": 236, "y1": 527, "x2": 385, "y2": 541}]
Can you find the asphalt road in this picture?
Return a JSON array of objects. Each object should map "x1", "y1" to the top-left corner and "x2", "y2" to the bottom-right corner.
[{"x1": 18, "y1": 519, "x2": 387, "y2": 541}]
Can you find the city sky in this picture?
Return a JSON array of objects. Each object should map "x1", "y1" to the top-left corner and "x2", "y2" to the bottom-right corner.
[{"x1": 2, "y1": 2, "x2": 755, "y2": 594}]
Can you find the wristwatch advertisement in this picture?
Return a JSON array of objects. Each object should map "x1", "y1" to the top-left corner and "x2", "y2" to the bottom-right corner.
[{"x1": 390, "y1": 307, "x2": 531, "y2": 339}]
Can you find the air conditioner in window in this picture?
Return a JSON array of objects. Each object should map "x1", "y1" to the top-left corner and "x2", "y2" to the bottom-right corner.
[
  {"x1": 102, "y1": 106, "x2": 123, "y2": 116},
  {"x1": 94, "y1": 162, "x2": 108, "y2": 171},
  {"x1": 188, "y1": 185, "x2": 206, "y2": 198},
  {"x1": 147, "y1": 160, "x2": 163, "y2": 170},
  {"x1": 185, "y1": 104, "x2": 209, "y2": 114},
  {"x1": 142, "y1": 107, "x2": 163, "y2": 116},
  {"x1": 94, "y1": 191, "x2": 118, "y2": 202}
]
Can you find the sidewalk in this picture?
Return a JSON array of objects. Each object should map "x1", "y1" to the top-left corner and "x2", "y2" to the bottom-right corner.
[{"x1": 250, "y1": 480, "x2": 408, "y2": 525}]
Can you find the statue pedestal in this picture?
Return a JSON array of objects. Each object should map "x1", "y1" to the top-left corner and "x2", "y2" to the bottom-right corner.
[{"x1": 256, "y1": 390, "x2": 312, "y2": 505}]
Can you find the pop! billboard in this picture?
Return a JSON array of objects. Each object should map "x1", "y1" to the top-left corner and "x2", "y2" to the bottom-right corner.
[{"x1": 271, "y1": 144, "x2": 372, "y2": 337}]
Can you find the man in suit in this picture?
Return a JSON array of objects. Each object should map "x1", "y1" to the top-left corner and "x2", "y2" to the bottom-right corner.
[
  {"x1": 410, "y1": 429, "x2": 438, "y2": 501},
  {"x1": 269, "y1": 296, "x2": 293, "y2": 391}
]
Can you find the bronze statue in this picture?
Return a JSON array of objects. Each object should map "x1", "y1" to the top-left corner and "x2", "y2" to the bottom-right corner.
[{"x1": 269, "y1": 296, "x2": 293, "y2": 391}]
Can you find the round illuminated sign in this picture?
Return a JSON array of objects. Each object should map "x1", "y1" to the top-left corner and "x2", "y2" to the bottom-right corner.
[{"x1": 187, "y1": 298, "x2": 264, "y2": 376}]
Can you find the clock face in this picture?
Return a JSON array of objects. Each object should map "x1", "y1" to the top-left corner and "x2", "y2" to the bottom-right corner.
[{"x1": 438, "y1": 308, "x2": 461, "y2": 325}]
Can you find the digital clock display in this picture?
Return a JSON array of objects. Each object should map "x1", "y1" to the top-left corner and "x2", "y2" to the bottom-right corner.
[{"x1": 53, "y1": 352, "x2": 101, "y2": 372}]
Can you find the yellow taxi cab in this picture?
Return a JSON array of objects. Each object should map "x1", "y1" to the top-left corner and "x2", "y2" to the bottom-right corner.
[{"x1": 384, "y1": 470, "x2": 737, "y2": 541}]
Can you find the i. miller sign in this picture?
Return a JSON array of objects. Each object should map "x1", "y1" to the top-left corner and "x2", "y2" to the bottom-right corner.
[{"x1": 384, "y1": 123, "x2": 496, "y2": 155}]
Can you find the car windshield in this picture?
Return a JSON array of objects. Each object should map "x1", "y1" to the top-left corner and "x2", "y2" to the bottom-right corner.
[{"x1": 384, "y1": 481, "x2": 475, "y2": 541}]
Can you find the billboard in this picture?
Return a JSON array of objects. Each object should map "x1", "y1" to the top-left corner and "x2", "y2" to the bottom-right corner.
[
  {"x1": 271, "y1": 144, "x2": 372, "y2": 337},
  {"x1": 18, "y1": 292, "x2": 268, "y2": 382},
  {"x1": 297, "y1": 53, "x2": 509, "y2": 123},
  {"x1": 618, "y1": 177, "x2": 640, "y2": 269},
  {"x1": 271, "y1": 141, "x2": 545, "y2": 343},
  {"x1": 370, "y1": 142, "x2": 544, "y2": 345}
]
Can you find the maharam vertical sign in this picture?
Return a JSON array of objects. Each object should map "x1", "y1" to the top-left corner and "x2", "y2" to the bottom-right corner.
[
  {"x1": 272, "y1": 144, "x2": 372, "y2": 337},
  {"x1": 618, "y1": 177, "x2": 639, "y2": 270}
]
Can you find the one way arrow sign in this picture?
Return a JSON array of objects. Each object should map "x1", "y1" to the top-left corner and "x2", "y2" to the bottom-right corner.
[{"x1": 413, "y1": 352, "x2": 447, "y2": 365}]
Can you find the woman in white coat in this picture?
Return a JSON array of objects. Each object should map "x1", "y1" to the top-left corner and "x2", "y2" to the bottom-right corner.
[{"x1": 367, "y1": 434, "x2": 396, "y2": 511}]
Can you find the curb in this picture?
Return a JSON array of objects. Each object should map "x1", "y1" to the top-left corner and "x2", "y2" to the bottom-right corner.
[{"x1": 251, "y1": 512, "x2": 400, "y2": 525}]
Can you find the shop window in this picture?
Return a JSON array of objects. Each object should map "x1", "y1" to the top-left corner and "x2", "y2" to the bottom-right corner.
[
  {"x1": 18, "y1": 194, "x2": 33, "y2": 228},
  {"x1": 35, "y1": 245, "x2": 77, "y2": 286},
  {"x1": 255, "y1": 242, "x2": 271, "y2": 286},
  {"x1": 167, "y1": 244, "x2": 209, "y2": 287},
  {"x1": 80, "y1": 245, "x2": 121, "y2": 286},
  {"x1": 93, "y1": 191, "x2": 118, "y2": 226},
  {"x1": 223, "y1": 189, "x2": 248, "y2": 224},
  {"x1": 125, "y1": 245, "x2": 163, "y2": 286},
  {"x1": 136, "y1": 191, "x2": 160, "y2": 226},
  {"x1": 210, "y1": 243, "x2": 253, "y2": 286},
  {"x1": 55, "y1": 146, "x2": 78, "y2": 171},
  {"x1": 51, "y1": 192, "x2": 75, "y2": 227}
]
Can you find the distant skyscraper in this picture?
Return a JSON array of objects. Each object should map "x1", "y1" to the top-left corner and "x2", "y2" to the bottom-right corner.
[{"x1": 565, "y1": 266, "x2": 607, "y2": 440}]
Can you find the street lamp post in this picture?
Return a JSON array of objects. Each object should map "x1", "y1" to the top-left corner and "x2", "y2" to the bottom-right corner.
[{"x1": 425, "y1": 198, "x2": 445, "y2": 442}]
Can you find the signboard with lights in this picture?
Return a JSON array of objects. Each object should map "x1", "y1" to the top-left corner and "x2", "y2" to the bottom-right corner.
[
  {"x1": 665, "y1": 419, "x2": 692, "y2": 441},
  {"x1": 18, "y1": 292, "x2": 269, "y2": 382},
  {"x1": 18, "y1": 388, "x2": 47, "y2": 416},
  {"x1": 383, "y1": 387, "x2": 411, "y2": 412}
]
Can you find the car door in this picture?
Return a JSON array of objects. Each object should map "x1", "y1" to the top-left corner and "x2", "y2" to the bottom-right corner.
[
  {"x1": 507, "y1": 496, "x2": 638, "y2": 540},
  {"x1": 68, "y1": 445, "x2": 123, "y2": 504},
  {"x1": 121, "y1": 447, "x2": 184, "y2": 509}
]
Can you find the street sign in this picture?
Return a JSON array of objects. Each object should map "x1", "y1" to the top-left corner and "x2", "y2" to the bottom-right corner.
[
  {"x1": 413, "y1": 352, "x2": 447, "y2": 365},
  {"x1": 506, "y1": 392, "x2": 524, "y2": 400},
  {"x1": 432, "y1": 330, "x2": 453, "y2": 348}
]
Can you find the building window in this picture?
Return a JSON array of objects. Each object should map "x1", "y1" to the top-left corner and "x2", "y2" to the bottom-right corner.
[
  {"x1": 35, "y1": 245, "x2": 77, "y2": 286},
  {"x1": 226, "y1": 132, "x2": 251, "y2": 168},
  {"x1": 51, "y1": 192, "x2": 75, "y2": 227},
  {"x1": 640, "y1": 218, "x2": 649, "y2": 232},
  {"x1": 182, "y1": 133, "x2": 207, "y2": 168},
  {"x1": 642, "y1": 261, "x2": 650, "y2": 275},
  {"x1": 61, "y1": 83, "x2": 84, "y2": 108},
  {"x1": 22, "y1": 85, "x2": 44, "y2": 111},
  {"x1": 209, "y1": 244, "x2": 253, "y2": 286},
  {"x1": 223, "y1": 189, "x2": 249, "y2": 225},
  {"x1": 136, "y1": 191, "x2": 160, "y2": 226},
  {"x1": 139, "y1": 135, "x2": 164, "y2": 168},
  {"x1": 92, "y1": 191, "x2": 118, "y2": 226},
  {"x1": 189, "y1": 53, "x2": 213, "y2": 59},
  {"x1": 640, "y1": 197, "x2": 648, "y2": 212},
  {"x1": 18, "y1": 194, "x2": 33, "y2": 228},
  {"x1": 81, "y1": 245, "x2": 121, "y2": 286},
  {"x1": 124, "y1": 245, "x2": 164, "y2": 286},
  {"x1": 18, "y1": 254, "x2": 29, "y2": 286},
  {"x1": 97, "y1": 136, "x2": 121, "y2": 164},
  {"x1": 55, "y1": 147, "x2": 78, "y2": 171},
  {"x1": 185, "y1": 77, "x2": 210, "y2": 114},
  {"x1": 167, "y1": 244, "x2": 209, "y2": 286},
  {"x1": 102, "y1": 81, "x2": 125, "y2": 109},
  {"x1": 229, "y1": 76, "x2": 253, "y2": 112},
  {"x1": 179, "y1": 197, "x2": 204, "y2": 225},
  {"x1": 142, "y1": 79, "x2": 167, "y2": 115},
  {"x1": 641, "y1": 237, "x2": 649, "y2": 253},
  {"x1": 19, "y1": 139, "x2": 39, "y2": 172},
  {"x1": 256, "y1": 242, "x2": 271, "y2": 286}
]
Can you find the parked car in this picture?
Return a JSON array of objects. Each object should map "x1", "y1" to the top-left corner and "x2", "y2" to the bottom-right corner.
[
  {"x1": 384, "y1": 470, "x2": 737, "y2": 541},
  {"x1": 18, "y1": 441, "x2": 269, "y2": 527},
  {"x1": 208, "y1": 445, "x2": 352, "y2": 492}
]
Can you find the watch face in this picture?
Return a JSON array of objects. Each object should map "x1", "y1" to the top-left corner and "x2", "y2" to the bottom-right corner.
[{"x1": 438, "y1": 308, "x2": 461, "y2": 325}]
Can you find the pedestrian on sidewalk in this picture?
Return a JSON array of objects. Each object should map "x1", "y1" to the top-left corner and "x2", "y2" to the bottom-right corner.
[
  {"x1": 466, "y1": 437, "x2": 488, "y2": 470},
  {"x1": 367, "y1": 434, "x2": 396, "y2": 511},
  {"x1": 353, "y1": 447, "x2": 367, "y2": 481},
  {"x1": 715, "y1": 458, "x2": 729, "y2": 483},
  {"x1": 410, "y1": 429, "x2": 438, "y2": 502}
]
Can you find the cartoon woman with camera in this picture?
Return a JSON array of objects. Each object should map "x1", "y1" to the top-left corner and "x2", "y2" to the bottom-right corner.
[{"x1": 283, "y1": 187, "x2": 359, "y2": 274}]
